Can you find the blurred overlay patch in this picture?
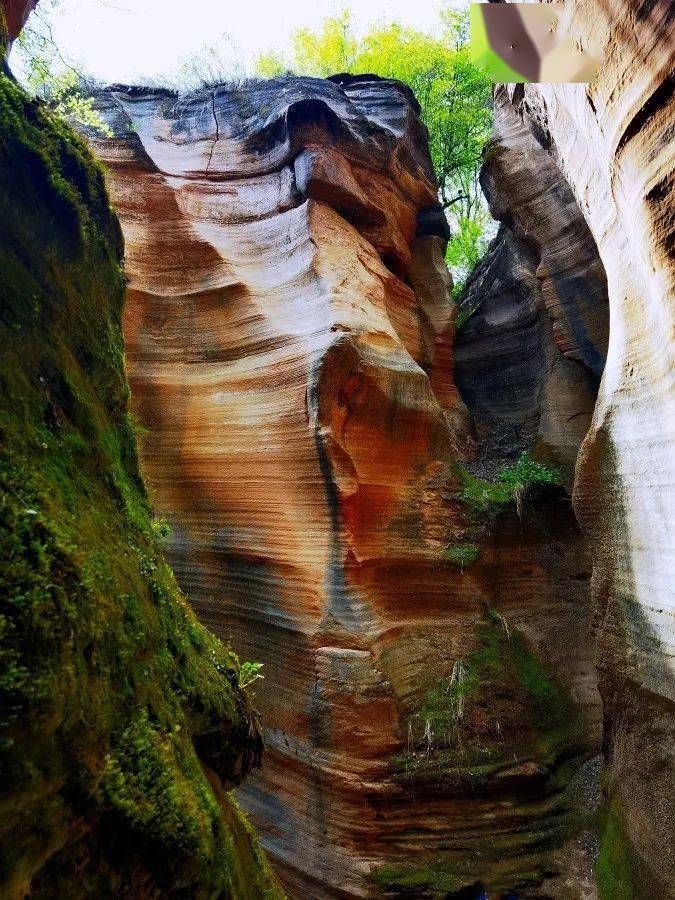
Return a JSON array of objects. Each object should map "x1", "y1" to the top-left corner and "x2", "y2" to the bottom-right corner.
[{"x1": 470, "y1": 3, "x2": 601, "y2": 83}]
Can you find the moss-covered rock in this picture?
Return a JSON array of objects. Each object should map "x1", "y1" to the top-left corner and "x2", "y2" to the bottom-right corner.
[
  {"x1": 457, "y1": 451, "x2": 562, "y2": 520},
  {"x1": 595, "y1": 796, "x2": 649, "y2": 900},
  {"x1": 394, "y1": 611, "x2": 578, "y2": 776},
  {"x1": 382, "y1": 612, "x2": 589, "y2": 896},
  {"x1": 372, "y1": 847, "x2": 553, "y2": 899},
  {"x1": 0, "y1": 70, "x2": 282, "y2": 898}
]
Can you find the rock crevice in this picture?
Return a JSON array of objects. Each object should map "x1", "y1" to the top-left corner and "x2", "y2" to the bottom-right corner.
[{"x1": 458, "y1": 1, "x2": 674, "y2": 895}]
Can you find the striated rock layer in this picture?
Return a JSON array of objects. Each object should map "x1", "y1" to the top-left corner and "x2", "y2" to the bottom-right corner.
[
  {"x1": 91, "y1": 76, "x2": 602, "y2": 896},
  {"x1": 0, "y1": 0, "x2": 35, "y2": 46},
  {"x1": 465, "y1": 0, "x2": 674, "y2": 895}
]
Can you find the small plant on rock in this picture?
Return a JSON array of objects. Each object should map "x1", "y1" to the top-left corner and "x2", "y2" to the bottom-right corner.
[
  {"x1": 442, "y1": 542, "x2": 480, "y2": 569},
  {"x1": 239, "y1": 661, "x2": 265, "y2": 690},
  {"x1": 458, "y1": 451, "x2": 561, "y2": 519},
  {"x1": 230, "y1": 651, "x2": 265, "y2": 692}
]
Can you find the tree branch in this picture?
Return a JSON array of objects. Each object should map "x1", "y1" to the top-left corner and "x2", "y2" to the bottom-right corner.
[{"x1": 442, "y1": 192, "x2": 470, "y2": 209}]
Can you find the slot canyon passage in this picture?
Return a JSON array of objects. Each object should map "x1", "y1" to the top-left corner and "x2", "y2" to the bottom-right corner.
[{"x1": 0, "y1": 0, "x2": 673, "y2": 898}]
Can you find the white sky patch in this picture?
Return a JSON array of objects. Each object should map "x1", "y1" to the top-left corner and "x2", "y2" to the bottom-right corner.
[{"x1": 30, "y1": 0, "x2": 447, "y2": 84}]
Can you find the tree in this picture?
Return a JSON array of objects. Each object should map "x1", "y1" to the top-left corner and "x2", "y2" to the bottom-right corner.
[
  {"x1": 445, "y1": 215, "x2": 488, "y2": 297},
  {"x1": 294, "y1": 9, "x2": 357, "y2": 76},
  {"x1": 10, "y1": 0, "x2": 111, "y2": 134},
  {"x1": 254, "y1": 5, "x2": 492, "y2": 288}
]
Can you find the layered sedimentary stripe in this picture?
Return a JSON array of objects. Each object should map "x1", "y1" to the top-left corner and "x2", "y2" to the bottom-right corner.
[
  {"x1": 489, "y1": 0, "x2": 674, "y2": 892},
  {"x1": 91, "y1": 76, "x2": 602, "y2": 897}
]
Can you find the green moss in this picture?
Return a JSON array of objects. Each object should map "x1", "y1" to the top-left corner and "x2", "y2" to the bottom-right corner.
[
  {"x1": 442, "y1": 542, "x2": 480, "y2": 568},
  {"x1": 0, "y1": 8, "x2": 8, "y2": 57},
  {"x1": 100, "y1": 710, "x2": 224, "y2": 860},
  {"x1": 372, "y1": 845, "x2": 552, "y2": 898},
  {"x1": 371, "y1": 858, "x2": 473, "y2": 895},
  {"x1": 458, "y1": 452, "x2": 562, "y2": 518},
  {"x1": 596, "y1": 798, "x2": 645, "y2": 900},
  {"x1": 386, "y1": 614, "x2": 585, "y2": 894},
  {"x1": 391, "y1": 748, "x2": 506, "y2": 793},
  {"x1": 0, "y1": 75, "x2": 117, "y2": 250},
  {"x1": 395, "y1": 611, "x2": 576, "y2": 781},
  {"x1": 0, "y1": 72, "x2": 281, "y2": 897}
]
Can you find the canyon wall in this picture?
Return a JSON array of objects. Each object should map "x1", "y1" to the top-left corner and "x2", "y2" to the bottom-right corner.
[
  {"x1": 4, "y1": 0, "x2": 672, "y2": 895},
  {"x1": 0, "y1": 9, "x2": 281, "y2": 895},
  {"x1": 92, "y1": 76, "x2": 602, "y2": 896},
  {"x1": 458, "y1": 0, "x2": 674, "y2": 895},
  {"x1": 456, "y1": 88, "x2": 609, "y2": 482}
]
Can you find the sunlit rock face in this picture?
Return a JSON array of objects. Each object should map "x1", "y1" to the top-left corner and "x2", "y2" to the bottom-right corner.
[
  {"x1": 479, "y1": 0, "x2": 674, "y2": 892},
  {"x1": 92, "y1": 76, "x2": 601, "y2": 897}
]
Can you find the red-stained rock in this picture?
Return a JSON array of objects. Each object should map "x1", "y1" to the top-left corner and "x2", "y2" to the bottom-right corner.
[
  {"x1": 89, "y1": 75, "x2": 601, "y2": 897},
  {"x1": 2, "y1": 0, "x2": 35, "y2": 43}
]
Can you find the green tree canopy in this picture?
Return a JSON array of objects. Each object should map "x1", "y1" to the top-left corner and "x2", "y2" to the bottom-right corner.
[{"x1": 10, "y1": 0, "x2": 111, "y2": 134}]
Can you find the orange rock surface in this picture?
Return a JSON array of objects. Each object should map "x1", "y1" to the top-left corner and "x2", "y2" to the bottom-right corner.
[{"x1": 91, "y1": 76, "x2": 601, "y2": 897}]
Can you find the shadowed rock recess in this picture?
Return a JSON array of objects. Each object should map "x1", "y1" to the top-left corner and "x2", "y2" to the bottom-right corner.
[
  {"x1": 89, "y1": 74, "x2": 606, "y2": 897},
  {"x1": 455, "y1": 87, "x2": 609, "y2": 483},
  {"x1": 0, "y1": 6, "x2": 282, "y2": 897},
  {"x1": 457, "y1": 1, "x2": 674, "y2": 897}
]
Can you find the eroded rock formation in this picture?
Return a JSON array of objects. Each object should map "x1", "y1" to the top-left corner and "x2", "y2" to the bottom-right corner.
[
  {"x1": 527, "y1": 2, "x2": 674, "y2": 893},
  {"x1": 458, "y1": 0, "x2": 674, "y2": 895},
  {"x1": 456, "y1": 90, "x2": 609, "y2": 482},
  {"x1": 91, "y1": 75, "x2": 602, "y2": 896},
  {"x1": 0, "y1": 12, "x2": 280, "y2": 895}
]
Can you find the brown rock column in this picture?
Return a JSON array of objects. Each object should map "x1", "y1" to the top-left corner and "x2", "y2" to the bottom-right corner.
[
  {"x1": 90, "y1": 75, "x2": 603, "y2": 897},
  {"x1": 487, "y1": 0, "x2": 674, "y2": 892}
]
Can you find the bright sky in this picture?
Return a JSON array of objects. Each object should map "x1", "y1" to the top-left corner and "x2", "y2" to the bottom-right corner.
[{"x1": 31, "y1": 0, "x2": 447, "y2": 84}]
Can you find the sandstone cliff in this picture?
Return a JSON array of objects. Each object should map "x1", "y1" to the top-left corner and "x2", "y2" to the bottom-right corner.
[
  {"x1": 528, "y1": 2, "x2": 674, "y2": 893},
  {"x1": 90, "y1": 75, "x2": 602, "y2": 897},
  {"x1": 4, "y1": 0, "x2": 672, "y2": 894},
  {"x1": 0, "y1": 11, "x2": 281, "y2": 895},
  {"x1": 457, "y1": 1, "x2": 674, "y2": 896}
]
